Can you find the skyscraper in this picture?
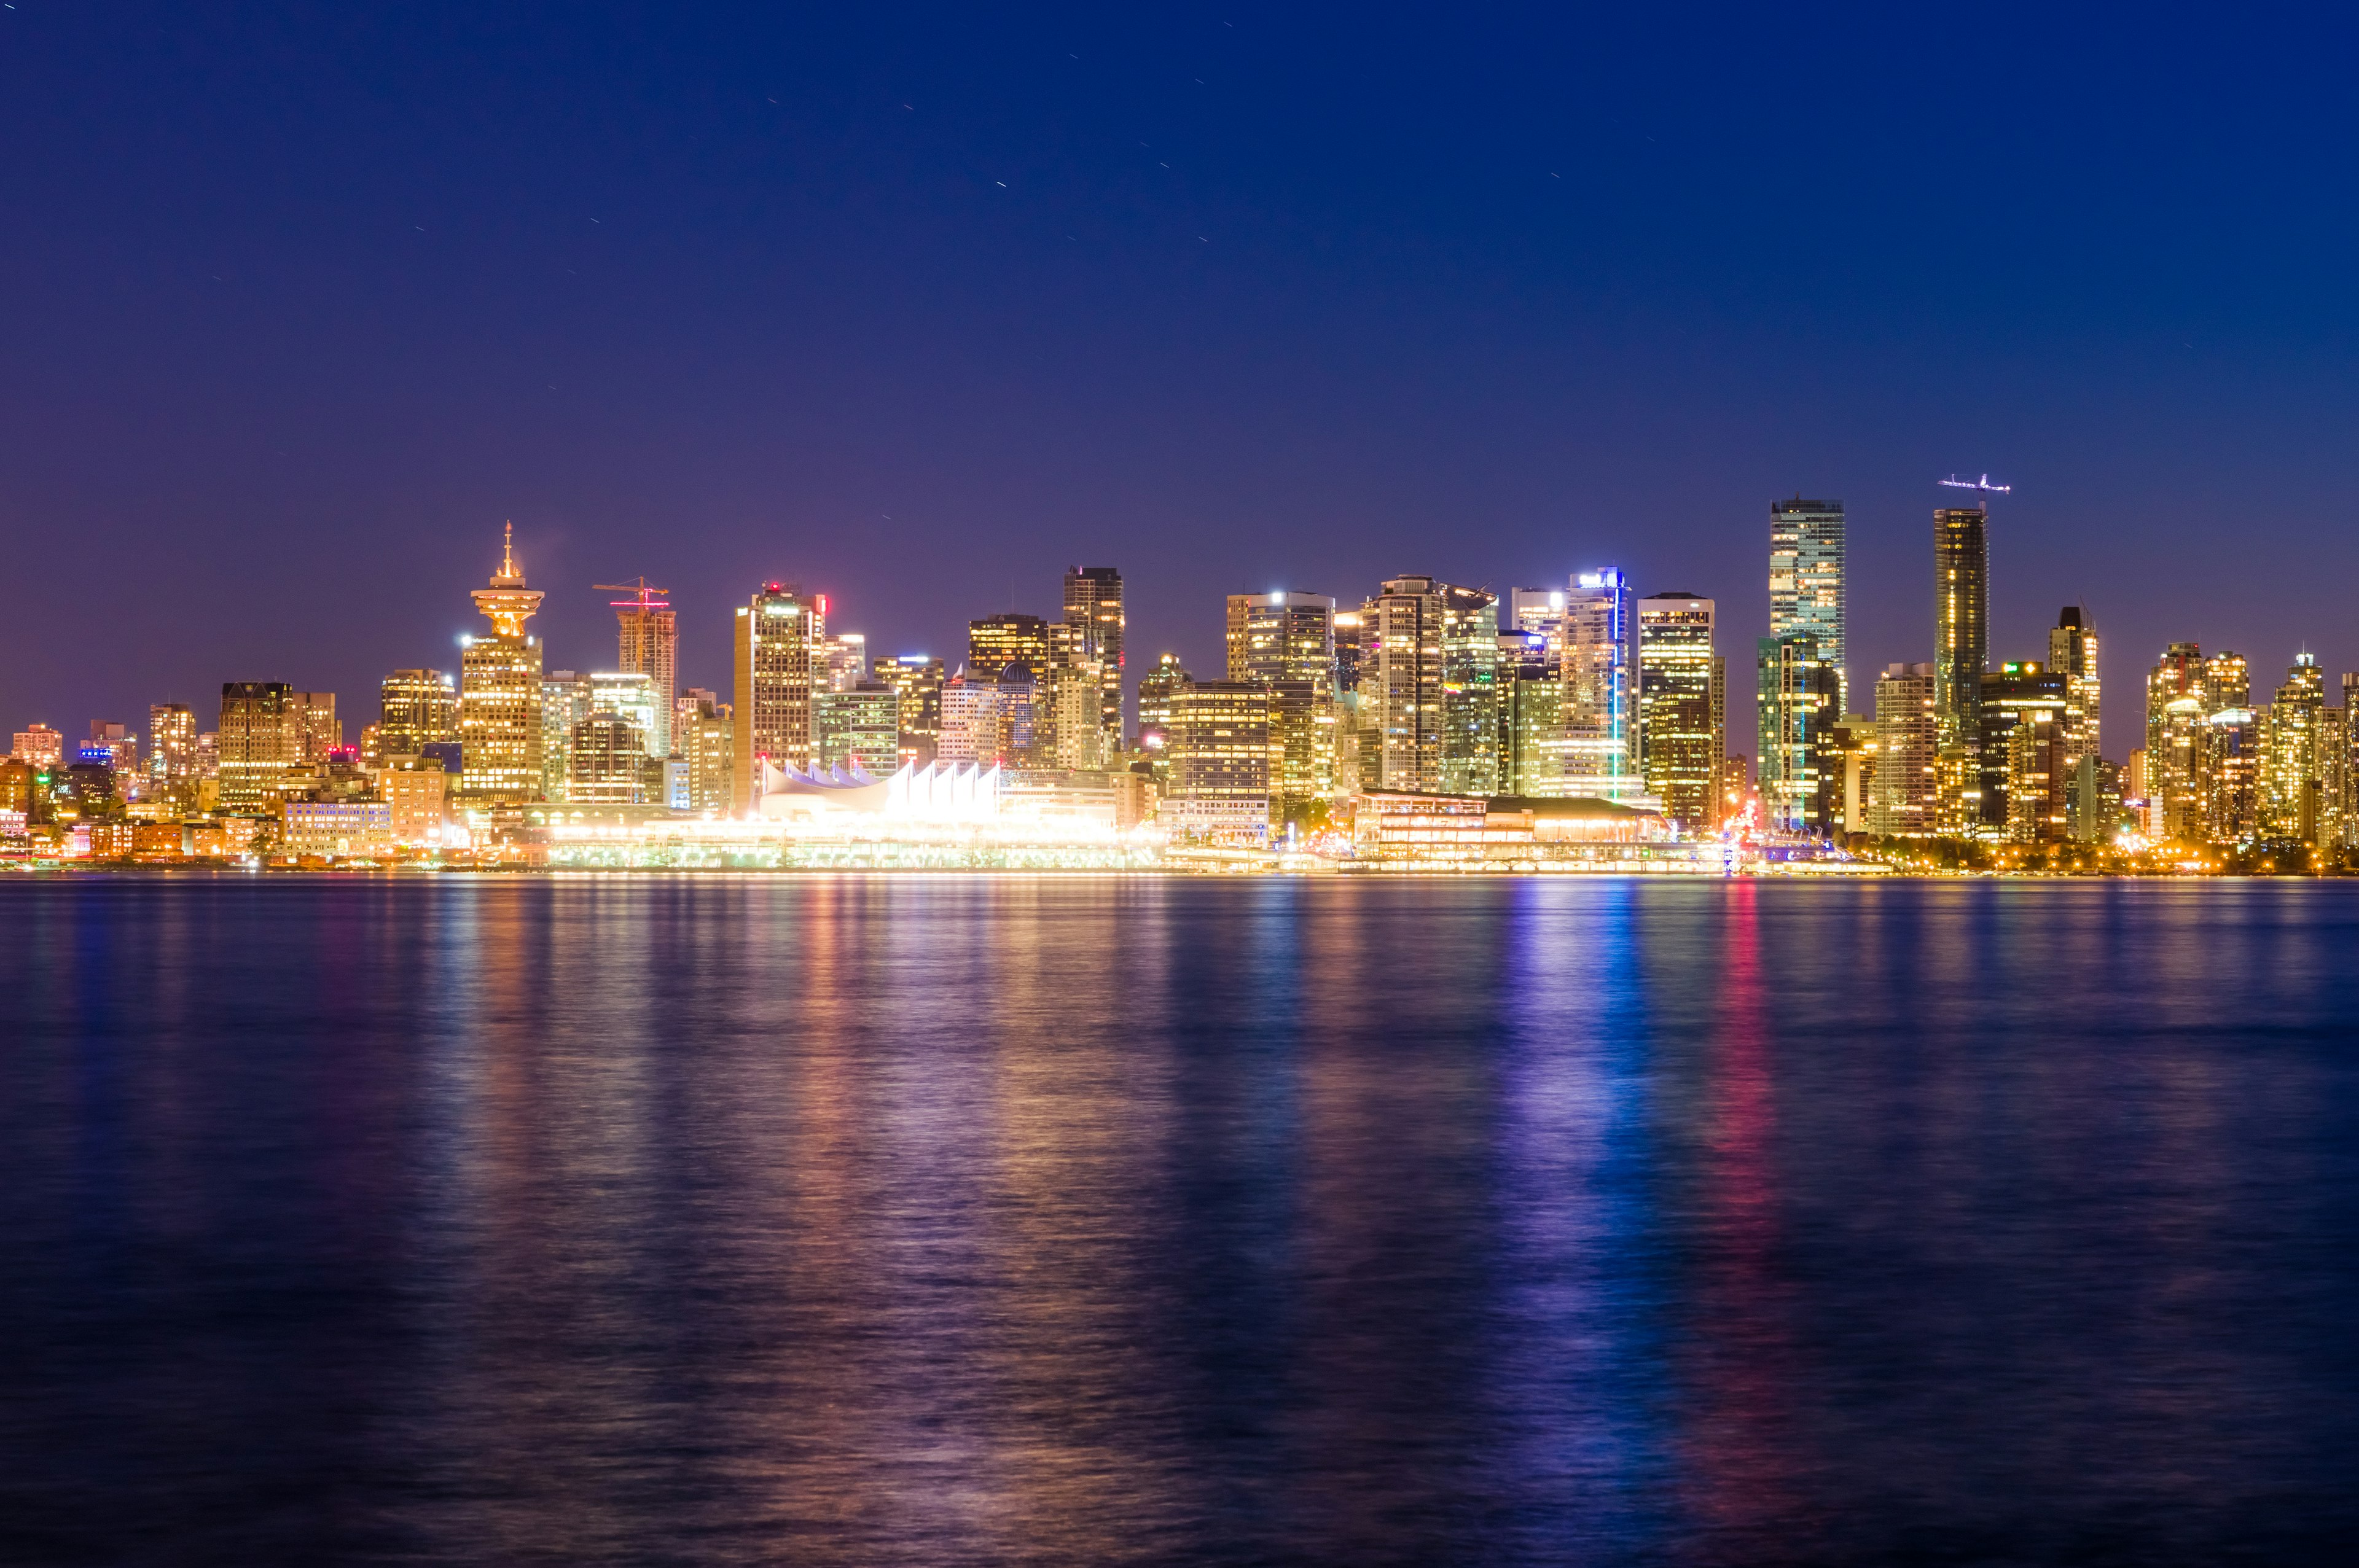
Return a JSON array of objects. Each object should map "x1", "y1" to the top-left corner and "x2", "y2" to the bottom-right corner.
[
  {"x1": 291, "y1": 692, "x2": 341, "y2": 766},
  {"x1": 1978, "y1": 662, "x2": 2070, "y2": 832},
  {"x1": 605, "y1": 580, "x2": 678, "y2": 758},
  {"x1": 148, "y1": 702, "x2": 197, "y2": 811},
  {"x1": 1934, "y1": 506, "x2": 1989, "y2": 749},
  {"x1": 1226, "y1": 590, "x2": 1338, "y2": 811},
  {"x1": 217, "y1": 682, "x2": 297, "y2": 808},
  {"x1": 1063, "y1": 566, "x2": 1125, "y2": 746},
  {"x1": 1366, "y1": 577, "x2": 1499, "y2": 795},
  {"x1": 967, "y1": 613, "x2": 1051, "y2": 682},
  {"x1": 872, "y1": 655, "x2": 946, "y2": 767},
  {"x1": 1562, "y1": 568, "x2": 1639, "y2": 803},
  {"x1": 2048, "y1": 607, "x2": 2102, "y2": 838},
  {"x1": 540, "y1": 670, "x2": 592, "y2": 801},
  {"x1": 378, "y1": 669, "x2": 459, "y2": 758},
  {"x1": 1871, "y1": 663, "x2": 1938, "y2": 837},
  {"x1": 2262, "y1": 653, "x2": 2328, "y2": 842},
  {"x1": 733, "y1": 582, "x2": 826, "y2": 808},
  {"x1": 675, "y1": 689, "x2": 734, "y2": 813},
  {"x1": 1770, "y1": 497, "x2": 1847, "y2": 712},
  {"x1": 1637, "y1": 593, "x2": 1718, "y2": 828},
  {"x1": 2145, "y1": 643, "x2": 2208, "y2": 841},
  {"x1": 1166, "y1": 680, "x2": 1275, "y2": 840},
  {"x1": 1757, "y1": 633, "x2": 1839, "y2": 834},
  {"x1": 459, "y1": 525, "x2": 546, "y2": 803}
]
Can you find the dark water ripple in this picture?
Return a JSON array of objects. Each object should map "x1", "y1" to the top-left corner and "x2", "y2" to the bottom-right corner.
[{"x1": 3, "y1": 875, "x2": 2357, "y2": 1565}]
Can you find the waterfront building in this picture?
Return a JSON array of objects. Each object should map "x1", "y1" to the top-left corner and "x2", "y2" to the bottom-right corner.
[
  {"x1": 217, "y1": 682, "x2": 297, "y2": 808},
  {"x1": 1561, "y1": 569, "x2": 1639, "y2": 804},
  {"x1": 1758, "y1": 633, "x2": 1839, "y2": 835},
  {"x1": 589, "y1": 672, "x2": 660, "y2": 754},
  {"x1": 1064, "y1": 566, "x2": 1126, "y2": 747},
  {"x1": 2048, "y1": 606, "x2": 2101, "y2": 770},
  {"x1": 148, "y1": 703, "x2": 197, "y2": 811},
  {"x1": 1934, "y1": 506, "x2": 1989, "y2": 753},
  {"x1": 1770, "y1": 497, "x2": 1847, "y2": 712},
  {"x1": 2006, "y1": 714, "x2": 2070, "y2": 843},
  {"x1": 280, "y1": 800, "x2": 393, "y2": 859},
  {"x1": 1226, "y1": 590, "x2": 1339, "y2": 811},
  {"x1": 1136, "y1": 653, "x2": 1191, "y2": 782},
  {"x1": 2261, "y1": 653, "x2": 2328, "y2": 842},
  {"x1": 1871, "y1": 663, "x2": 1938, "y2": 837},
  {"x1": 568, "y1": 714, "x2": 659, "y2": 804},
  {"x1": 10, "y1": 724, "x2": 63, "y2": 766},
  {"x1": 1638, "y1": 593, "x2": 1719, "y2": 828},
  {"x1": 1832, "y1": 716, "x2": 1879, "y2": 835},
  {"x1": 606, "y1": 582, "x2": 678, "y2": 757},
  {"x1": 872, "y1": 655, "x2": 946, "y2": 767},
  {"x1": 734, "y1": 581, "x2": 826, "y2": 808},
  {"x1": 1977, "y1": 663, "x2": 2070, "y2": 833},
  {"x1": 459, "y1": 526, "x2": 546, "y2": 803},
  {"x1": 814, "y1": 684, "x2": 902, "y2": 772},
  {"x1": 380, "y1": 756, "x2": 450, "y2": 845},
  {"x1": 539, "y1": 671, "x2": 593, "y2": 802},
  {"x1": 2204, "y1": 706, "x2": 2261, "y2": 840},
  {"x1": 1367, "y1": 576, "x2": 1498, "y2": 795},
  {"x1": 1500, "y1": 631, "x2": 1568, "y2": 798},
  {"x1": 1165, "y1": 680, "x2": 1274, "y2": 840},
  {"x1": 378, "y1": 669, "x2": 459, "y2": 757},
  {"x1": 674, "y1": 689, "x2": 734, "y2": 813},
  {"x1": 2143, "y1": 644, "x2": 2210, "y2": 841}
]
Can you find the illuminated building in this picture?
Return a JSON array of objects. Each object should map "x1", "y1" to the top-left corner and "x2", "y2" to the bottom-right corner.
[
  {"x1": 568, "y1": 713, "x2": 659, "y2": 804},
  {"x1": 1135, "y1": 653, "x2": 1190, "y2": 784},
  {"x1": 2048, "y1": 606, "x2": 2100, "y2": 770},
  {"x1": 1049, "y1": 621, "x2": 1110, "y2": 770},
  {"x1": 820, "y1": 632, "x2": 869, "y2": 695},
  {"x1": 148, "y1": 703, "x2": 197, "y2": 811},
  {"x1": 2261, "y1": 653, "x2": 2328, "y2": 842},
  {"x1": 380, "y1": 757, "x2": 450, "y2": 845},
  {"x1": 1978, "y1": 663, "x2": 2069, "y2": 833},
  {"x1": 459, "y1": 526, "x2": 546, "y2": 803},
  {"x1": 938, "y1": 675, "x2": 1007, "y2": 766},
  {"x1": 1770, "y1": 497, "x2": 1847, "y2": 712},
  {"x1": 589, "y1": 672, "x2": 660, "y2": 752},
  {"x1": 872, "y1": 655, "x2": 945, "y2": 766},
  {"x1": 2143, "y1": 644, "x2": 2210, "y2": 841},
  {"x1": 2342, "y1": 675, "x2": 2359, "y2": 849},
  {"x1": 1716, "y1": 753, "x2": 1753, "y2": 828},
  {"x1": 1561, "y1": 569, "x2": 1640, "y2": 803},
  {"x1": 378, "y1": 669, "x2": 458, "y2": 758},
  {"x1": 1063, "y1": 566, "x2": 1125, "y2": 748},
  {"x1": 280, "y1": 800, "x2": 393, "y2": 859},
  {"x1": 1332, "y1": 604, "x2": 1371, "y2": 694},
  {"x1": 2205, "y1": 650, "x2": 2250, "y2": 711},
  {"x1": 217, "y1": 682, "x2": 297, "y2": 808},
  {"x1": 1166, "y1": 680, "x2": 1274, "y2": 840},
  {"x1": 1226, "y1": 590, "x2": 1338, "y2": 810},
  {"x1": 2204, "y1": 706, "x2": 2261, "y2": 840},
  {"x1": 2005, "y1": 715, "x2": 2068, "y2": 842},
  {"x1": 1758, "y1": 633, "x2": 1839, "y2": 835},
  {"x1": 1831, "y1": 716, "x2": 1879, "y2": 835},
  {"x1": 967, "y1": 613, "x2": 1050, "y2": 684},
  {"x1": 291, "y1": 692, "x2": 340, "y2": 766},
  {"x1": 539, "y1": 671, "x2": 592, "y2": 802},
  {"x1": 814, "y1": 684, "x2": 901, "y2": 772},
  {"x1": 733, "y1": 581, "x2": 826, "y2": 809},
  {"x1": 604, "y1": 580, "x2": 677, "y2": 757},
  {"x1": 1367, "y1": 576, "x2": 1498, "y2": 794},
  {"x1": 674, "y1": 689, "x2": 734, "y2": 812},
  {"x1": 86, "y1": 722, "x2": 139, "y2": 790},
  {"x1": 1637, "y1": 593, "x2": 1719, "y2": 828},
  {"x1": 1934, "y1": 506, "x2": 1989, "y2": 752},
  {"x1": 1872, "y1": 663, "x2": 1938, "y2": 837},
  {"x1": 12, "y1": 724, "x2": 63, "y2": 766},
  {"x1": 1500, "y1": 631, "x2": 1568, "y2": 797}
]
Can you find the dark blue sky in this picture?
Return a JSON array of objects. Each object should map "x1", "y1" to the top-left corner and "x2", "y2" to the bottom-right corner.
[{"x1": 6, "y1": 3, "x2": 2355, "y2": 751}]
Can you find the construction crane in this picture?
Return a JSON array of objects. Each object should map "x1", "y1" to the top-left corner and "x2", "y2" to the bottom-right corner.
[
  {"x1": 595, "y1": 577, "x2": 671, "y2": 610},
  {"x1": 1938, "y1": 474, "x2": 2012, "y2": 495}
]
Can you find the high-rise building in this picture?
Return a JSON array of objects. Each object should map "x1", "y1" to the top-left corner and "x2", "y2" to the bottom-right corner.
[
  {"x1": 2204, "y1": 705, "x2": 2261, "y2": 841},
  {"x1": 2262, "y1": 653, "x2": 2328, "y2": 843},
  {"x1": 674, "y1": 690, "x2": 734, "y2": 813},
  {"x1": 539, "y1": 671, "x2": 592, "y2": 802},
  {"x1": 10, "y1": 724, "x2": 64, "y2": 767},
  {"x1": 217, "y1": 682, "x2": 297, "y2": 808},
  {"x1": 1978, "y1": 663, "x2": 2070, "y2": 833},
  {"x1": 1561, "y1": 569, "x2": 1639, "y2": 803},
  {"x1": 813, "y1": 685, "x2": 901, "y2": 772},
  {"x1": 967, "y1": 613, "x2": 1051, "y2": 682},
  {"x1": 1367, "y1": 576, "x2": 1498, "y2": 794},
  {"x1": 1226, "y1": 590, "x2": 1338, "y2": 810},
  {"x1": 820, "y1": 631, "x2": 868, "y2": 696},
  {"x1": 1167, "y1": 680, "x2": 1274, "y2": 837},
  {"x1": 2047, "y1": 608, "x2": 2102, "y2": 838},
  {"x1": 1770, "y1": 497, "x2": 1847, "y2": 712},
  {"x1": 379, "y1": 669, "x2": 459, "y2": 758},
  {"x1": 291, "y1": 693, "x2": 340, "y2": 766},
  {"x1": 148, "y1": 703, "x2": 197, "y2": 811},
  {"x1": 1500, "y1": 631, "x2": 1567, "y2": 797},
  {"x1": 1637, "y1": 594, "x2": 1719, "y2": 828},
  {"x1": 589, "y1": 672, "x2": 660, "y2": 754},
  {"x1": 1934, "y1": 506, "x2": 1989, "y2": 752},
  {"x1": 1871, "y1": 663, "x2": 1938, "y2": 837},
  {"x1": 380, "y1": 756, "x2": 450, "y2": 845},
  {"x1": 2006, "y1": 714, "x2": 2070, "y2": 843},
  {"x1": 937, "y1": 674, "x2": 1007, "y2": 766},
  {"x1": 872, "y1": 655, "x2": 946, "y2": 767},
  {"x1": 604, "y1": 580, "x2": 678, "y2": 758},
  {"x1": 568, "y1": 714, "x2": 657, "y2": 805},
  {"x1": 459, "y1": 526, "x2": 547, "y2": 803},
  {"x1": 2143, "y1": 643, "x2": 2209, "y2": 842},
  {"x1": 1136, "y1": 653, "x2": 1191, "y2": 784},
  {"x1": 86, "y1": 722, "x2": 139, "y2": 790},
  {"x1": 1758, "y1": 633, "x2": 1839, "y2": 834},
  {"x1": 733, "y1": 582, "x2": 826, "y2": 809},
  {"x1": 1064, "y1": 566, "x2": 1126, "y2": 746}
]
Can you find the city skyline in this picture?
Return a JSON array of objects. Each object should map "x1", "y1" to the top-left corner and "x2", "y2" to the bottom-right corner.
[{"x1": 7, "y1": 7, "x2": 2359, "y2": 739}]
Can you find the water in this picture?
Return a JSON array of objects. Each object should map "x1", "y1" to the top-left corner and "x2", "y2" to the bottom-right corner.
[{"x1": 4, "y1": 875, "x2": 2357, "y2": 1566}]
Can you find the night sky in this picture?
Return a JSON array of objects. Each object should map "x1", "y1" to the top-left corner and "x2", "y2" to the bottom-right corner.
[{"x1": 7, "y1": 4, "x2": 2356, "y2": 752}]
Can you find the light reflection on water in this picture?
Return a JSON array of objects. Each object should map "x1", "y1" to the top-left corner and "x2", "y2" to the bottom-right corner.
[{"x1": 4, "y1": 875, "x2": 2358, "y2": 1564}]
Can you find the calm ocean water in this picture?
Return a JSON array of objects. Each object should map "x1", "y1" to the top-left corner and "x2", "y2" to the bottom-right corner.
[{"x1": 4, "y1": 874, "x2": 2357, "y2": 1565}]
